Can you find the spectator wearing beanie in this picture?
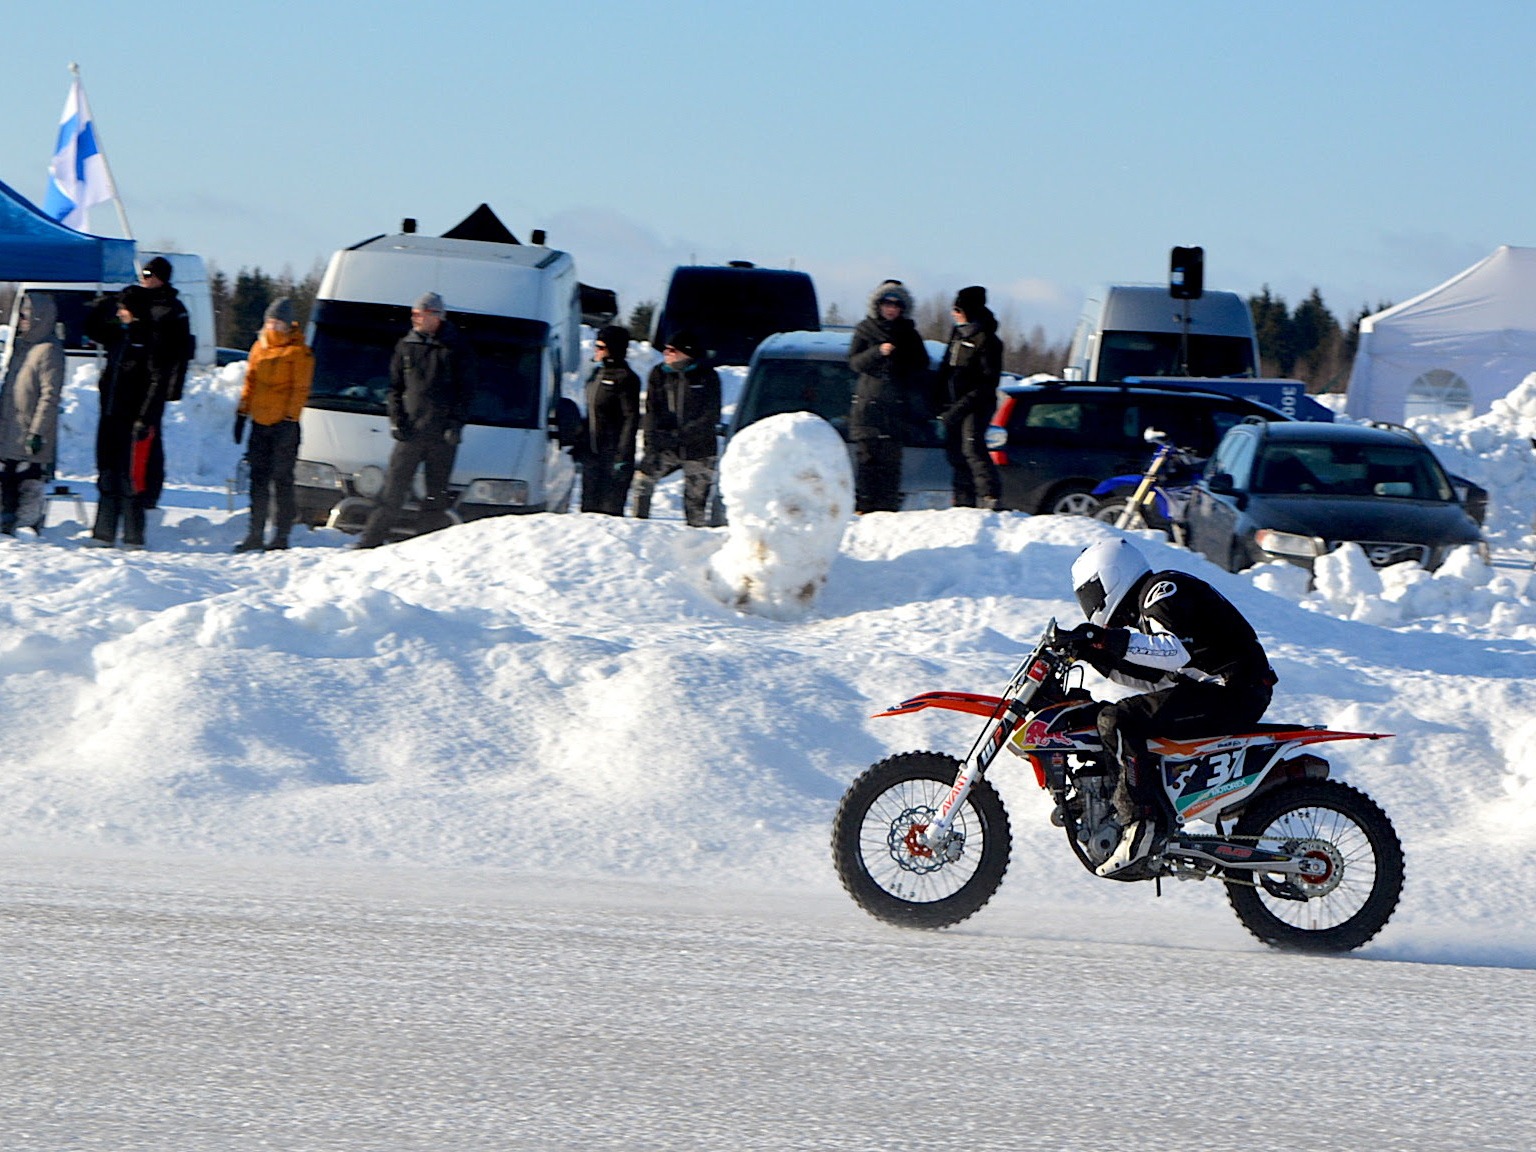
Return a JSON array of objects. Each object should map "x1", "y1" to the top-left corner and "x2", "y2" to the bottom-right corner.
[
  {"x1": 356, "y1": 291, "x2": 478, "y2": 548},
  {"x1": 634, "y1": 329, "x2": 721, "y2": 526},
  {"x1": 847, "y1": 279, "x2": 930, "y2": 513},
  {"x1": 233, "y1": 296, "x2": 313, "y2": 552},
  {"x1": 581, "y1": 325, "x2": 641, "y2": 516},
  {"x1": 136, "y1": 255, "x2": 195, "y2": 405},
  {"x1": 935, "y1": 285, "x2": 1003, "y2": 509}
]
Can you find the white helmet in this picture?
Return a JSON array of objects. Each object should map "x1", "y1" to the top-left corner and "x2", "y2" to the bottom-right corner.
[{"x1": 1071, "y1": 539, "x2": 1150, "y2": 627}]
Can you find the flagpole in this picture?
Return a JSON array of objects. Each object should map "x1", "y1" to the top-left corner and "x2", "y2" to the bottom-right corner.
[{"x1": 68, "y1": 62, "x2": 134, "y2": 242}]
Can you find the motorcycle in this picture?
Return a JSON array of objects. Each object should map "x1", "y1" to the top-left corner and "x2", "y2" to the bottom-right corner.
[
  {"x1": 831, "y1": 621, "x2": 1406, "y2": 953},
  {"x1": 1090, "y1": 428, "x2": 1200, "y2": 545}
]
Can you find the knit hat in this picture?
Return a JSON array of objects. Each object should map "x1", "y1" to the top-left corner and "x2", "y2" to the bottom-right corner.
[
  {"x1": 414, "y1": 291, "x2": 445, "y2": 313},
  {"x1": 142, "y1": 255, "x2": 174, "y2": 282},
  {"x1": 264, "y1": 296, "x2": 296, "y2": 324},
  {"x1": 595, "y1": 324, "x2": 631, "y2": 358},
  {"x1": 663, "y1": 330, "x2": 701, "y2": 358},
  {"x1": 954, "y1": 285, "x2": 988, "y2": 316}
]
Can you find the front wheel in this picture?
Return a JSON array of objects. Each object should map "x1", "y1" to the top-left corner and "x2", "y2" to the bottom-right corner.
[
  {"x1": 1092, "y1": 499, "x2": 1144, "y2": 530},
  {"x1": 1225, "y1": 780, "x2": 1404, "y2": 953},
  {"x1": 832, "y1": 752, "x2": 1011, "y2": 929}
]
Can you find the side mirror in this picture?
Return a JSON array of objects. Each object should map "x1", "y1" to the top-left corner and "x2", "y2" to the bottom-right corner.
[
  {"x1": 549, "y1": 396, "x2": 584, "y2": 447},
  {"x1": 1207, "y1": 472, "x2": 1237, "y2": 496}
]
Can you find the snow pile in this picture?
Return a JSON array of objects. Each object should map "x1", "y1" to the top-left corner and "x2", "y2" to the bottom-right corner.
[
  {"x1": 708, "y1": 412, "x2": 851, "y2": 619},
  {"x1": 1408, "y1": 371, "x2": 1536, "y2": 548},
  {"x1": 57, "y1": 359, "x2": 246, "y2": 490}
]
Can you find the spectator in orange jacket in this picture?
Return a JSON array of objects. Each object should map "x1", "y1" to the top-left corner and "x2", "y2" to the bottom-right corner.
[{"x1": 233, "y1": 297, "x2": 313, "y2": 551}]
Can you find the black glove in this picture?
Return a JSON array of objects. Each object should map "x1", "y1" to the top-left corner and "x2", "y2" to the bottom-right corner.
[
  {"x1": 233, "y1": 414, "x2": 247, "y2": 444},
  {"x1": 1056, "y1": 623, "x2": 1107, "y2": 658},
  {"x1": 392, "y1": 422, "x2": 413, "y2": 442},
  {"x1": 132, "y1": 420, "x2": 152, "y2": 442},
  {"x1": 443, "y1": 424, "x2": 462, "y2": 447},
  {"x1": 25, "y1": 433, "x2": 43, "y2": 456}
]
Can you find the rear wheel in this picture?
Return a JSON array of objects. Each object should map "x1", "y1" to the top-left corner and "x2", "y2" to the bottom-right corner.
[
  {"x1": 1225, "y1": 780, "x2": 1404, "y2": 953},
  {"x1": 832, "y1": 752, "x2": 1011, "y2": 929}
]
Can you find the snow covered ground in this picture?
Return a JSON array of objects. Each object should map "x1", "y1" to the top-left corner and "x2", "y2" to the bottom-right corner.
[{"x1": 3, "y1": 361, "x2": 1536, "y2": 1148}]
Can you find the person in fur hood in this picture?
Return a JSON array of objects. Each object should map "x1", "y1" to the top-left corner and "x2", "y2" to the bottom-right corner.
[
  {"x1": 846, "y1": 280, "x2": 930, "y2": 513},
  {"x1": 0, "y1": 292, "x2": 65, "y2": 534}
]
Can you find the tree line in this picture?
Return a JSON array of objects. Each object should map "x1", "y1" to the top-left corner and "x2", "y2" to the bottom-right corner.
[{"x1": 208, "y1": 264, "x2": 323, "y2": 352}]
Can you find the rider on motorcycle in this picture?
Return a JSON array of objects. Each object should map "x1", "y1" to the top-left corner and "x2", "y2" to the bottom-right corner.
[{"x1": 1060, "y1": 539, "x2": 1277, "y2": 877}]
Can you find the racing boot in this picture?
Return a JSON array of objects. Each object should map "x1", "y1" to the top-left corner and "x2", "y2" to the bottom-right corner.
[
  {"x1": 1095, "y1": 817, "x2": 1158, "y2": 877},
  {"x1": 1096, "y1": 746, "x2": 1163, "y2": 877}
]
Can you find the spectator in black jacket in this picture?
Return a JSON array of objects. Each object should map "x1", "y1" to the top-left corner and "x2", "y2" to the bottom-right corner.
[
  {"x1": 582, "y1": 325, "x2": 641, "y2": 516},
  {"x1": 83, "y1": 286, "x2": 168, "y2": 548},
  {"x1": 633, "y1": 330, "x2": 720, "y2": 527},
  {"x1": 137, "y1": 256, "x2": 195, "y2": 403},
  {"x1": 935, "y1": 285, "x2": 1003, "y2": 509},
  {"x1": 356, "y1": 292, "x2": 477, "y2": 548},
  {"x1": 847, "y1": 280, "x2": 930, "y2": 513}
]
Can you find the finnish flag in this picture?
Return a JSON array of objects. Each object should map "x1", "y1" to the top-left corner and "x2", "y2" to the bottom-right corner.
[{"x1": 43, "y1": 74, "x2": 117, "y2": 231}]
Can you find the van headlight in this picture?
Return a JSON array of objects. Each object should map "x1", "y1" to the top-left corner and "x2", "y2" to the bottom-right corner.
[
  {"x1": 294, "y1": 460, "x2": 344, "y2": 490},
  {"x1": 465, "y1": 479, "x2": 529, "y2": 506},
  {"x1": 1254, "y1": 528, "x2": 1325, "y2": 557},
  {"x1": 354, "y1": 465, "x2": 386, "y2": 499}
]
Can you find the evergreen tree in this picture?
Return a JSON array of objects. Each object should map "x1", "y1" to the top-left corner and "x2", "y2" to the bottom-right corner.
[
  {"x1": 1290, "y1": 288, "x2": 1343, "y2": 389},
  {"x1": 627, "y1": 300, "x2": 656, "y2": 342},
  {"x1": 1248, "y1": 286, "x2": 1296, "y2": 377},
  {"x1": 823, "y1": 302, "x2": 846, "y2": 326},
  {"x1": 229, "y1": 268, "x2": 275, "y2": 352},
  {"x1": 208, "y1": 266, "x2": 231, "y2": 347}
]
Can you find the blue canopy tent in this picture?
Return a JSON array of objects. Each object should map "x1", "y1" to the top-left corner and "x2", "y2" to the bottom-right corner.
[{"x1": 0, "y1": 176, "x2": 134, "y2": 282}]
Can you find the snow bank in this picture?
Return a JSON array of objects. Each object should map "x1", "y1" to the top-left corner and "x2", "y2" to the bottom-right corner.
[
  {"x1": 708, "y1": 412, "x2": 851, "y2": 619},
  {"x1": 57, "y1": 359, "x2": 246, "y2": 490},
  {"x1": 1408, "y1": 371, "x2": 1536, "y2": 549}
]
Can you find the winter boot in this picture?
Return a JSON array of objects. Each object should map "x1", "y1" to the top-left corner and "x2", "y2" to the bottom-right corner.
[
  {"x1": 1095, "y1": 819, "x2": 1158, "y2": 877},
  {"x1": 264, "y1": 536, "x2": 290, "y2": 551},
  {"x1": 233, "y1": 534, "x2": 266, "y2": 553}
]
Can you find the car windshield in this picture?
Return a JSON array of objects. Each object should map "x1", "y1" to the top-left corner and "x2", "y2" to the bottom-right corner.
[
  {"x1": 1096, "y1": 331, "x2": 1255, "y2": 381},
  {"x1": 309, "y1": 300, "x2": 548, "y2": 427},
  {"x1": 737, "y1": 357, "x2": 858, "y2": 432},
  {"x1": 1251, "y1": 441, "x2": 1454, "y2": 500}
]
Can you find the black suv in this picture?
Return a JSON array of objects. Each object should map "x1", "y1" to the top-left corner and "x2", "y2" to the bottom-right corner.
[
  {"x1": 985, "y1": 381, "x2": 1290, "y2": 514},
  {"x1": 1183, "y1": 419, "x2": 1487, "y2": 572}
]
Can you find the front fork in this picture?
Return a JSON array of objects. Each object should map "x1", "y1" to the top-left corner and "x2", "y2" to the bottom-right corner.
[{"x1": 920, "y1": 710, "x2": 1016, "y2": 850}]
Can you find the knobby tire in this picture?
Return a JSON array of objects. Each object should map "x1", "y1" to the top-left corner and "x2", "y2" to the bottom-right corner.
[{"x1": 832, "y1": 751, "x2": 1011, "y2": 929}]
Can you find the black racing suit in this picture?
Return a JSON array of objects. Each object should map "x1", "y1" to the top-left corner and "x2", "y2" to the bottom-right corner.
[{"x1": 1081, "y1": 570, "x2": 1275, "y2": 827}]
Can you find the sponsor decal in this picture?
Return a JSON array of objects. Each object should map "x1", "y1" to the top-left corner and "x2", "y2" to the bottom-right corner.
[
  {"x1": 1143, "y1": 580, "x2": 1177, "y2": 608},
  {"x1": 1017, "y1": 718, "x2": 1074, "y2": 750},
  {"x1": 1214, "y1": 844, "x2": 1255, "y2": 859}
]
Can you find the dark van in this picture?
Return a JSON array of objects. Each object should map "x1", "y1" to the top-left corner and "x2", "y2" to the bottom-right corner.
[{"x1": 652, "y1": 263, "x2": 819, "y2": 366}]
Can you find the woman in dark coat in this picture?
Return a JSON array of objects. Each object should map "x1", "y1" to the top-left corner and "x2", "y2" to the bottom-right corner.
[
  {"x1": 83, "y1": 285, "x2": 171, "y2": 548},
  {"x1": 846, "y1": 280, "x2": 930, "y2": 513}
]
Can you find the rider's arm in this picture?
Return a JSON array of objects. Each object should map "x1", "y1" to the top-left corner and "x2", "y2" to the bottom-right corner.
[{"x1": 1088, "y1": 620, "x2": 1192, "y2": 684}]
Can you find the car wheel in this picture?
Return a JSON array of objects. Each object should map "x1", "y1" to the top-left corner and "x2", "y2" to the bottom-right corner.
[{"x1": 1045, "y1": 486, "x2": 1099, "y2": 516}]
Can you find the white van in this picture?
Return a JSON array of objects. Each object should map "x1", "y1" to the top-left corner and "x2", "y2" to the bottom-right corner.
[
  {"x1": 3, "y1": 251, "x2": 217, "y2": 372},
  {"x1": 1062, "y1": 285, "x2": 1259, "y2": 382},
  {"x1": 294, "y1": 223, "x2": 582, "y2": 531}
]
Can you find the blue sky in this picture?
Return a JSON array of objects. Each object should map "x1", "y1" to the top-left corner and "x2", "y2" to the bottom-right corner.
[{"x1": 3, "y1": 0, "x2": 1533, "y2": 337}]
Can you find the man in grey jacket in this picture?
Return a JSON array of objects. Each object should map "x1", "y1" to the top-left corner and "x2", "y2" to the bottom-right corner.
[
  {"x1": 0, "y1": 292, "x2": 65, "y2": 534},
  {"x1": 356, "y1": 292, "x2": 478, "y2": 548}
]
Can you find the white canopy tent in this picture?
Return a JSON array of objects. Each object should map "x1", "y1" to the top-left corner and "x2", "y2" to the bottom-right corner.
[{"x1": 1346, "y1": 245, "x2": 1536, "y2": 424}]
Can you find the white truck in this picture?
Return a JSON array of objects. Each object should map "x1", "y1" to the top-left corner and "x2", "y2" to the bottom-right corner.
[{"x1": 293, "y1": 217, "x2": 583, "y2": 532}]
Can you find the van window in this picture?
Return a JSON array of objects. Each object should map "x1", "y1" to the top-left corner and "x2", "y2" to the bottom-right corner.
[
  {"x1": 655, "y1": 268, "x2": 819, "y2": 366},
  {"x1": 309, "y1": 300, "x2": 549, "y2": 428},
  {"x1": 1096, "y1": 332, "x2": 1255, "y2": 381},
  {"x1": 738, "y1": 357, "x2": 856, "y2": 431}
]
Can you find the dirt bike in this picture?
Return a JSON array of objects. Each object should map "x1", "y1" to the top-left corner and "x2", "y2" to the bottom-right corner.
[
  {"x1": 1090, "y1": 429, "x2": 1200, "y2": 545},
  {"x1": 831, "y1": 621, "x2": 1405, "y2": 953}
]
